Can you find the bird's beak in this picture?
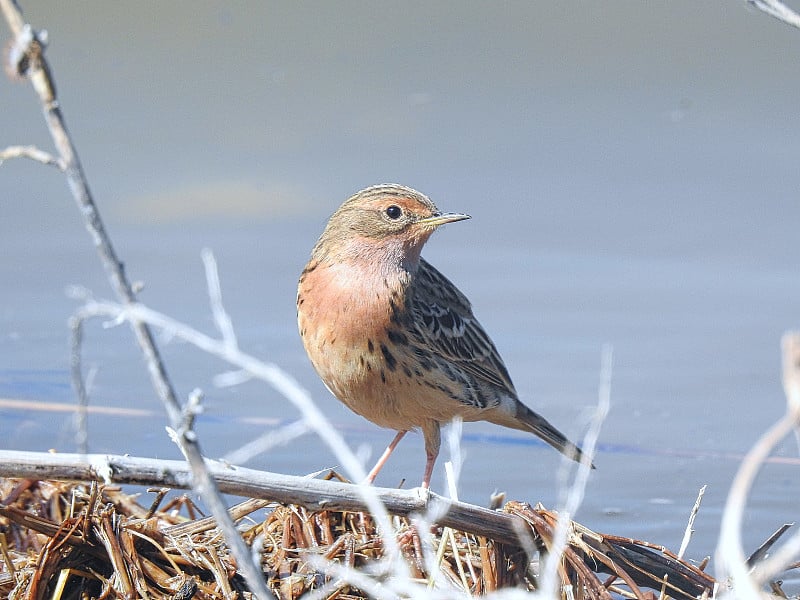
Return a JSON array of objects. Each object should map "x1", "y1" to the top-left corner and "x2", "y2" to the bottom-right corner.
[{"x1": 417, "y1": 212, "x2": 471, "y2": 228}]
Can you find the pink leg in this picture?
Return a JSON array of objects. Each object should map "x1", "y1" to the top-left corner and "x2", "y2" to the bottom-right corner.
[
  {"x1": 365, "y1": 430, "x2": 407, "y2": 484},
  {"x1": 420, "y1": 421, "x2": 441, "y2": 489},
  {"x1": 421, "y1": 451, "x2": 436, "y2": 489}
]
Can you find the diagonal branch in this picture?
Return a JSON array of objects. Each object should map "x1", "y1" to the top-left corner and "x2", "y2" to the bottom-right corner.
[
  {"x1": 715, "y1": 332, "x2": 800, "y2": 598},
  {"x1": 0, "y1": 144, "x2": 64, "y2": 169},
  {"x1": 0, "y1": 2, "x2": 272, "y2": 596},
  {"x1": 747, "y1": 0, "x2": 800, "y2": 29}
]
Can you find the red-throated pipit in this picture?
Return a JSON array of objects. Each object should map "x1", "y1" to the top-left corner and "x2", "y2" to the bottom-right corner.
[{"x1": 297, "y1": 184, "x2": 588, "y2": 488}]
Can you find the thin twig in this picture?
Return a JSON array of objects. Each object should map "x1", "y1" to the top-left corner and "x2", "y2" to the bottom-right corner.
[
  {"x1": 67, "y1": 286, "x2": 409, "y2": 562},
  {"x1": 202, "y1": 248, "x2": 238, "y2": 349},
  {"x1": 715, "y1": 332, "x2": 800, "y2": 598},
  {"x1": 0, "y1": 3, "x2": 272, "y2": 596},
  {"x1": 0, "y1": 144, "x2": 64, "y2": 169},
  {"x1": 747, "y1": 0, "x2": 800, "y2": 29},
  {"x1": 222, "y1": 419, "x2": 311, "y2": 465},
  {"x1": 68, "y1": 315, "x2": 89, "y2": 455},
  {"x1": 540, "y1": 344, "x2": 611, "y2": 595},
  {"x1": 678, "y1": 485, "x2": 706, "y2": 559},
  {"x1": 745, "y1": 332, "x2": 800, "y2": 585}
]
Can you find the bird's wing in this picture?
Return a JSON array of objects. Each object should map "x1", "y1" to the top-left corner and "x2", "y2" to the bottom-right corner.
[{"x1": 410, "y1": 259, "x2": 516, "y2": 394}]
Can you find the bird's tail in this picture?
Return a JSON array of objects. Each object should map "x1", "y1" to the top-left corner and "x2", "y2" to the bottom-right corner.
[{"x1": 506, "y1": 403, "x2": 595, "y2": 469}]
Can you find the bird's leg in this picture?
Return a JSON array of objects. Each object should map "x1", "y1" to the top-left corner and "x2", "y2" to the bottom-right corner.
[
  {"x1": 421, "y1": 453, "x2": 436, "y2": 489},
  {"x1": 421, "y1": 421, "x2": 442, "y2": 489},
  {"x1": 364, "y1": 430, "x2": 407, "y2": 484}
]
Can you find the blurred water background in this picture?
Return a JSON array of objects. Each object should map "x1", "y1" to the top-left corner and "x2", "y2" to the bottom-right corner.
[{"x1": 2, "y1": 1, "x2": 800, "y2": 574}]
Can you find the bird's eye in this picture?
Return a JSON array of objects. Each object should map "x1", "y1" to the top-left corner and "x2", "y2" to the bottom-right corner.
[{"x1": 385, "y1": 205, "x2": 403, "y2": 220}]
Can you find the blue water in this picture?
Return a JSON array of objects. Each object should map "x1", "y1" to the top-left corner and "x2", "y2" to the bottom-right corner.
[{"x1": 2, "y1": 1, "x2": 800, "y2": 589}]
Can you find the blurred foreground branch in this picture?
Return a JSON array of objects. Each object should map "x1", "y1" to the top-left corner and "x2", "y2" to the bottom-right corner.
[
  {"x1": 0, "y1": 144, "x2": 64, "y2": 168},
  {"x1": 715, "y1": 332, "x2": 800, "y2": 598},
  {"x1": 0, "y1": 2, "x2": 271, "y2": 595},
  {"x1": 747, "y1": 0, "x2": 800, "y2": 29}
]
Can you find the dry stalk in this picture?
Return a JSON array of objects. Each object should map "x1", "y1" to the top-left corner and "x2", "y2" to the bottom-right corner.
[{"x1": 0, "y1": 477, "x2": 721, "y2": 598}]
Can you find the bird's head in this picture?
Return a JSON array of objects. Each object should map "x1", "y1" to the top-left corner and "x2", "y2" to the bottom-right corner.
[{"x1": 314, "y1": 184, "x2": 470, "y2": 270}]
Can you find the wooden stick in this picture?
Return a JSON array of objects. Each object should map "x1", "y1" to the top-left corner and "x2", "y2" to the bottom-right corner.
[{"x1": 0, "y1": 449, "x2": 532, "y2": 547}]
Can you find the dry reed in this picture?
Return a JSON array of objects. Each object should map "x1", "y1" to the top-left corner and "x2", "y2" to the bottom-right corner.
[{"x1": 0, "y1": 476, "x2": 724, "y2": 600}]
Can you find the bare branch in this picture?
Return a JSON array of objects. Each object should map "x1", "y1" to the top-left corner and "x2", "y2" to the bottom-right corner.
[
  {"x1": 715, "y1": 332, "x2": 800, "y2": 598},
  {"x1": 0, "y1": 144, "x2": 64, "y2": 169},
  {"x1": 222, "y1": 419, "x2": 310, "y2": 465},
  {"x1": 0, "y1": 2, "x2": 272, "y2": 595},
  {"x1": 748, "y1": 0, "x2": 800, "y2": 29},
  {"x1": 539, "y1": 344, "x2": 611, "y2": 595},
  {"x1": 0, "y1": 449, "x2": 532, "y2": 547},
  {"x1": 68, "y1": 314, "x2": 89, "y2": 455},
  {"x1": 69, "y1": 291, "x2": 413, "y2": 567},
  {"x1": 71, "y1": 295, "x2": 378, "y2": 495},
  {"x1": 678, "y1": 485, "x2": 706, "y2": 560},
  {"x1": 745, "y1": 332, "x2": 800, "y2": 584},
  {"x1": 781, "y1": 331, "x2": 800, "y2": 413},
  {"x1": 202, "y1": 248, "x2": 238, "y2": 349}
]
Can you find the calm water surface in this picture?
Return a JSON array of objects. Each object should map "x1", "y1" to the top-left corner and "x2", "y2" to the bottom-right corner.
[{"x1": 2, "y1": 1, "x2": 800, "y2": 584}]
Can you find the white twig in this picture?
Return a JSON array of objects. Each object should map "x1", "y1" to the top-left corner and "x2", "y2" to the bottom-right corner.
[
  {"x1": 423, "y1": 426, "x2": 464, "y2": 592},
  {"x1": 781, "y1": 331, "x2": 800, "y2": 413},
  {"x1": 444, "y1": 417, "x2": 464, "y2": 500},
  {"x1": 202, "y1": 248, "x2": 238, "y2": 349},
  {"x1": 71, "y1": 290, "x2": 412, "y2": 573},
  {"x1": 539, "y1": 344, "x2": 611, "y2": 596},
  {"x1": 303, "y1": 555, "x2": 404, "y2": 600},
  {"x1": 213, "y1": 368, "x2": 253, "y2": 387},
  {"x1": 746, "y1": 332, "x2": 800, "y2": 584},
  {"x1": 678, "y1": 485, "x2": 706, "y2": 559},
  {"x1": 68, "y1": 314, "x2": 89, "y2": 455},
  {"x1": 715, "y1": 412, "x2": 797, "y2": 599},
  {"x1": 181, "y1": 389, "x2": 204, "y2": 439},
  {"x1": 0, "y1": 1, "x2": 274, "y2": 593},
  {"x1": 747, "y1": 0, "x2": 800, "y2": 29},
  {"x1": 0, "y1": 144, "x2": 65, "y2": 169},
  {"x1": 3, "y1": 20, "x2": 33, "y2": 75},
  {"x1": 223, "y1": 419, "x2": 310, "y2": 465},
  {"x1": 72, "y1": 297, "x2": 366, "y2": 488},
  {"x1": 715, "y1": 332, "x2": 800, "y2": 598}
]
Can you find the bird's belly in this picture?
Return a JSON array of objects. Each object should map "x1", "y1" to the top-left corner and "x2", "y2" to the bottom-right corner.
[
  {"x1": 298, "y1": 263, "x2": 493, "y2": 431},
  {"x1": 303, "y1": 328, "x2": 492, "y2": 431},
  {"x1": 298, "y1": 290, "x2": 409, "y2": 428},
  {"x1": 302, "y1": 333, "x2": 416, "y2": 430}
]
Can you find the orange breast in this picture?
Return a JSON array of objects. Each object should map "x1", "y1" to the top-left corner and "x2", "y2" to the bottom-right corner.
[{"x1": 298, "y1": 260, "x2": 398, "y2": 402}]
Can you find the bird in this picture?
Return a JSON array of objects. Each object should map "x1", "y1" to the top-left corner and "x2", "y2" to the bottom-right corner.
[{"x1": 297, "y1": 184, "x2": 588, "y2": 488}]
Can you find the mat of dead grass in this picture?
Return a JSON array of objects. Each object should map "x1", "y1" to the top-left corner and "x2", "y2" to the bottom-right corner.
[{"x1": 0, "y1": 476, "x2": 724, "y2": 600}]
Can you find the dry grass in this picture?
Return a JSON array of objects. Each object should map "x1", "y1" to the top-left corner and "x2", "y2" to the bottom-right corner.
[{"x1": 0, "y1": 476, "x2": 721, "y2": 600}]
